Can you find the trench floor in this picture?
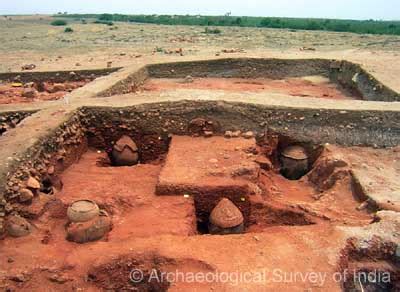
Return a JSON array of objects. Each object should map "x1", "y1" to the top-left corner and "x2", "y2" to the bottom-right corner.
[
  {"x1": 142, "y1": 76, "x2": 356, "y2": 100},
  {"x1": 0, "y1": 136, "x2": 380, "y2": 291}
]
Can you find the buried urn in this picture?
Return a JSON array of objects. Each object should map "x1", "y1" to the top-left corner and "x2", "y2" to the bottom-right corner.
[
  {"x1": 66, "y1": 200, "x2": 111, "y2": 243},
  {"x1": 110, "y1": 135, "x2": 139, "y2": 166},
  {"x1": 208, "y1": 198, "x2": 244, "y2": 235},
  {"x1": 280, "y1": 145, "x2": 309, "y2": 180}
]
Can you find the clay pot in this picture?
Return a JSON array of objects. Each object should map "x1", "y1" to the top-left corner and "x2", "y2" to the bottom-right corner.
[
  {"x1": 208, "y1": 198, "x2": 244, "y2": 235},
  {"x1": 280, "y1": 145, "x2": 309, "y2": 180},
  {"x1": 6, "y1": 215, "x2": 32, "y2": 237},
  {"x1": 67, "y1": 200, "x2": 100, "y2": 223},
  {"x1": 111, "y1": 135, "x2": 139, "y2": 166},
  {"x1": 66, "y1": 211, "x2": 112, "y2": 244}
]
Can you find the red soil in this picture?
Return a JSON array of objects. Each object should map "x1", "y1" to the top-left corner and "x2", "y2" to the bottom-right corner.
[
  {"x1": 142, "y1": 77, "x2": 355, "y2": 100},
  {"x1": 0, "y1": 138, "x2": 375, "y2": 291},
  {"x1": 0, "y1": 80, "x2": 89, "y2": 104}
]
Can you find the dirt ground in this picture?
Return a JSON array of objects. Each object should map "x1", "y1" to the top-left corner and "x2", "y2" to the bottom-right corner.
[
  {"x1": 0, "y1": 15, "x2": 400, "y2": 93},
  {"x1": 0, "y1": 80, "x2": 89, "y2": 104},
  {"x1": 142, "y1": 77, "x2": 355, "y2": 100}
]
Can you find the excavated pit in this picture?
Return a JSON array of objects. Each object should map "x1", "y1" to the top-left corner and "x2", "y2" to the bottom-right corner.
[
  {"x1": 0, "y1": 68, "x2": 119, "y2": 104},
  {"x1": 3, "y1": 107, "x2": 377, "y2": 234},
  {"x1": 1, "y1": 58, "x2": 400, "y2": 291},
  {"x1": 1, "y1": 105, "x2": 399, "y2": 291},
  {"x1": 99, "y1": 58, "x2": 400, "y2": 102}
]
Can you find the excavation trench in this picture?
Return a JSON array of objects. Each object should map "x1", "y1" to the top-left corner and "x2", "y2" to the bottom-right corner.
[
  {"x1": 0, "y1": 68, "x2": 119, "y2": 104},
  {"x1": 99, "y1": 58, "x2": 400, "y2": 102},
  {"x1": 1, "y1": 103, "x2": 398, "y2": 291},
  {"x1": 1, "y1": 59, "x2": 399, "y2": 291}
]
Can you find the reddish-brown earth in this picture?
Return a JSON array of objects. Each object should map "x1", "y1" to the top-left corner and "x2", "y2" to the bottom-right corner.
[
  {"x1": 142, "y1": 77, "x2": 356, "y2": 100},
  {"x1": 0, "y1": 80, "x2": 89, "y2": 104},
  {"x1": 0, "y1": 135, "x2": 377, "y2": 291}
]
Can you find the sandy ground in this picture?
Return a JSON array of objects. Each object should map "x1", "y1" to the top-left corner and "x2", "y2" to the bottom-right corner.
[{"x1": 0, "y1": 15, "x2": 399, "y2": 93}]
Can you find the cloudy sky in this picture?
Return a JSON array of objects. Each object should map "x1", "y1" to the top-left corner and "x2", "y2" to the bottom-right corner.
[{"x1": 0, "y1": 0, "x2": 399, "y2": 20}]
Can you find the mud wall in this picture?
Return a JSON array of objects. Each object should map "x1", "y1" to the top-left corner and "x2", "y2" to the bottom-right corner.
[
  {"x1": 81, "y1": 101, "x2": 400, "y2": 149},
  {"x1": 330, "y1": 61, "x2": 400, "y2": 102},
  {"x1": 0, "y1": 68, "x2": 121, "y2": 83},
  {"x1": 147, "y1": 58, "x2": 332, "y2": 79},
  {"x1": 97, "y1": 66, "x2": 149, "y2": 97}
]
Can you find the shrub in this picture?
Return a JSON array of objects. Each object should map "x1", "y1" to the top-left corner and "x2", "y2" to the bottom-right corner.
[
  {"x1": 204, "y1": 27, "x2": 221, "y2": 34},
  {"x1": 51, "y1": 19, "x2": 67, "y2": 26},
  {"x1": 94, "y1": 20, "x2": 114, "y2": 26},
  {"x1": 64, "y1": 27, "x2": 74, "y2": 33}
]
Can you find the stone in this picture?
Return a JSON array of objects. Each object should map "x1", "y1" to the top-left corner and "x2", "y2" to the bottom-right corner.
[
  {"x1": 183, "y1": 75, "x2": 194, "y2": 83},
  {"x1": 6, "y1": 215, "x2": 32, "y2": 237},
  {"x1": 66, "y1": 211, "x2": 112, "y2": 243},
  {"x1": 48, "y1": 273, "x2": 71, "y2": 284},
  {"x1": 26, "y1": 176, "x2": 40, "y2": 190},
  {"x1": 21, "y1": 64, "x2": 36, "y2": 70},
  {"x1": 204, "y1": 131, "x2": 213, "y2": 137},
  {"x1": 231, "y1": 130, "x2": 241, "y2": 138},
  {"x1": 224, "y1": 131, "x2": 233, "y2": 138},
  {"x1": 52, "y1": 83, "x2": 66, "y2": 92},
  {"x1": 47, "y1": 166, "x2": 55, "y2": 175},
  {"x1": 242, "y1": 131, "x2": 254, "y2": 139},
  {"x1": 23, "y1": 82, "x2": 35, "y2": 88},
  {"x1": 209, "y1": 198, "x2": 244, "y2": 233},
  {"x1": 110, "y1": 135, "x2": 139, "y2": 166},
  {"x1": 9, "y1": 273, "x2": 29, "y2": 282},
  {"x1": 21, "y1": 88, "x2": 38, "y2": 99},
  {"x1": 19, "y1": 188, "x2": 34, "y2": 203}
]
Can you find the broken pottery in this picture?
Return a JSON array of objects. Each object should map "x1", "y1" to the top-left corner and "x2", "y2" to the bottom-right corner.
[{"x1": 110, "y1": 135, "x2": 139, "y2": 166}]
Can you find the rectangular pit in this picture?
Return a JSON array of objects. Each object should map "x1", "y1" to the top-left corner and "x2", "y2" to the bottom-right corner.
[
  {"x1": 98, "y1": 58, "x2": 400, "y2": 102},
  {"x1": 0, "y1": 68, "x2": 120, "y2": 104}
]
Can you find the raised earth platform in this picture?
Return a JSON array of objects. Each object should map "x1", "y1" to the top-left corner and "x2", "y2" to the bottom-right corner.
[{"x1": 156, "y1": 136, "x2": 260, "y2": 196}]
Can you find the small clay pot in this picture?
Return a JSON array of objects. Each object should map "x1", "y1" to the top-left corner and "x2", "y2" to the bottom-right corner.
[
  {"x1": 280, "y1": 145, "x2": 309, "y2": 180},
  {"x1": 67, "y1": 200, "x2": 100, "y2": 223},
  {"x1": 111, "y1": 135, "x2": 139, "y2": 166},
  {"x1": 208, "y1": 198, "x2": 244, "y2": 235},
  {"x1": 6, "y1": 215, "x2": 32, "y2": 237},
  {"x1": 66, "y1": 211, "x2": 112, "y2": 244}
]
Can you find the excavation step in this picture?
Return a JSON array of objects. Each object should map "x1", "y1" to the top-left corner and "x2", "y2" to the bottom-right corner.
[{"x1": 156, "y1": 136, "x2": 260, "y2": 196}]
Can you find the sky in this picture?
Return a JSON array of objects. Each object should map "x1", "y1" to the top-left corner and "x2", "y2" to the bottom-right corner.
[{"x1": 0, "y1": 0, "x2": 399, "y2": 20}]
